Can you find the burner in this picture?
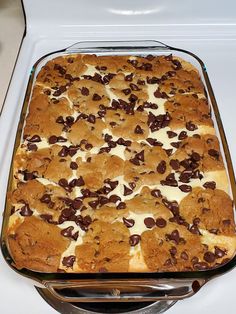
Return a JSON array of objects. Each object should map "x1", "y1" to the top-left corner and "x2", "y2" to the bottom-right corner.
[{"x1": 36, "y1": 286, "x2": 177, "y2": 314}]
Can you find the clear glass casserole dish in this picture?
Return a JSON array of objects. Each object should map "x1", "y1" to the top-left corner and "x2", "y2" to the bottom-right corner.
[{"x1": 1, "y1": 40, "x2": 236, "y2": 304}]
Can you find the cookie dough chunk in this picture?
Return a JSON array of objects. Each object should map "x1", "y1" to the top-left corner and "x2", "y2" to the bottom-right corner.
[
  {"x1": 36, "y1": 55, "x2": 87, "y2": 87},
  {"x1": 82, "y1": 54, "x2": 134, "y2": 74},
  {"x1": 171, "y1": 134, "x2": 224, "y2": 172},
  {"x1": 105, "y1": 109, "x2": 149, "y2": 140},
  {"x1": 108, "y1": 72, "x2": 148, "y2": 104},
  {"x1": 141, "y1": 224, "x2": 206, "y2": 271},
  {"x1": 76, "y1": 153, "x2": 124, "y2": 190},
  {"x1": 67, "y1": 118, "x2": 106, "y2": 147},
  {"x1": 126, "y1": 186, "x2": 173, "y2": 220},
  {"x1": 124, "y1": 142, "x2": 171, "y2": 186},
  {"x1": 67, "y1": 79, "x2": 110, "y2": 114},
  {"x1": 180, "y1": 187, "x2": 235, "y2": 235},
  {"x1": 10, "y1": 179, "x2": 69, "y2": 219},
  {"x1": 8, "y1": 216, "x2": 70, "y2": 272},
  {"x1": 75, "y1": 221, "x2": 130, "y2": 272},
  {"x1": 164, "y1": 94, "x2": 212, "y2": 129},
  {"x1": 158, "y1": 68, "x2": 205, "y2": 96},
  {"x1": 24, "y1": 93, "x2": 73, "y2": 138},
  {"x1": 15, "y1": 145, "x2": 72, "y2": 183}
]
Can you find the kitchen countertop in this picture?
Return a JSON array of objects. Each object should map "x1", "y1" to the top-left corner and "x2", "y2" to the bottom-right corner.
[{"x1": 0, "y1": 0, "x2": 24, "y2": 111}]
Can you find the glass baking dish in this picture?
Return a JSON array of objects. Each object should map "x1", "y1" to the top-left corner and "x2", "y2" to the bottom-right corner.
[{"x1": 1, "y1": 40, "x2": 236, "y2": 304}]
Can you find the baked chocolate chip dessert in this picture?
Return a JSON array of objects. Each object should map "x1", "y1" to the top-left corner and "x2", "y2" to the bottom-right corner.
[{"x1": 7, "y1": 53, "x2": 236, "y2": 273}]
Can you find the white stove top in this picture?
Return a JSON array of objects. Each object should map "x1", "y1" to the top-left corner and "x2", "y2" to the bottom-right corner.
[{"x1": 1, "y1": 1, "x2": 236, "y2": 313}]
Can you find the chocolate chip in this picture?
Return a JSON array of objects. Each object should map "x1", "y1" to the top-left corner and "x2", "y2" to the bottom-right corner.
[
  {"x1": 148, "y1": 112, "x2": 171, "y2": 132},
  {"x1": 170, "y1": 141, "x2": 181, "y2": 148},
  {"x1": 164, "y1": 148, "x2": 173, "y2": 156},
  {"x1": 167, "y1": 131, "x2": 177, "y2": 138},
  {"x1": 169, "y1": 247, "x2": 177, "y2": 257},
  {"x1": 162, "y1": 199, "x2": 179, "y2": 215},
  {"x1": 28, "y1": 135, "x2": 41, "y2": 143},
  {"x1": 123, "y1": 217, "x2": 135, "y2": 228},
  {"x1": 48, "y1": 135, "x2": 58, "y2": 144},
  {"x1": 208, "y1": 149, "x2": 220, "y2": 160},
  {"x1": 146, "y1": 138, "x2": 162, "y2": 146},
  {"x1": 23, "y1": 171, "x2": 36, "y2": 181},
  {"x1": 134, "y1": 125, "x2": 144, "y2": 134},
  {"x1": 27, "y1": 143, "x2": 37, "y2": 151},
  {"x1": 123, "y1": 185, "x2": 133, "y2": 196},
  {"x1": 167, "y1": 230, "x2": 180, "y2": 244},
  {"x1": 109, "y1": 195, "x2": 121, "y2": 203},
  {"x1": 193, "y1": 217, "x2": 200, "y2": 225},
  {"x1": 204, "y1": 251, "x2": 215, "y2": 263},
  {"x1": 20, "y1": 204, "x2": 33, "y2": 216},
  {"x1": 179, "y1": 171, "x2": 192, "y2": 183},
  {"x1": 137, "y1": 79, "x2": 145, "y2": 85},
  {"x1": 40, "y1": 214, "x2": 54, "y2": 223},
  {"x1": 129, "y1": 182, "x2": 136, "y2": 190},
  {"x1": 156, "y1": 160, "x2": 166, "y2": 174},
  {"x1": 179, "y1": 184, "x2": 192, "y2": 193},
  {"x1": 223, "y1": 219, "x2": 231, "y2": 225},
  {"x1": 170, "y1": 159, "x2": 180, "y2": 170},
  {"x1": 186, "y1": 121, "x2": 197, "y2": 131},
  {"x1": 203, "y1": 181, "x2": 216, "y2": 190},
  {"x1": 191, "y1": 152, "x2": 201, "y2": 161},
  {"x1": 178, "y1": 131, "x2": 187, "y2": 140},
  {"x1": 180, "y1": 251, "x2": 189, "y2": 260},
  {"x1": 59, "y1": 178, "x2": 68, "y2": 188},
  {"x1": 189, "y1": 224, "x2": 201, "y2": 235},
  {"x1": 56, "y1": 116, "x2": 64, "y2": 124},
  {"x1": 72, "y1": 199, "x2": 82, "y2": 209},
  {"x1": 161, "y1": 173, "x2": 178, "y2": 187},
  {"x1": 92, "y1": 93, "x2": 102, "y2": 101},
  {"x1": 88, "y1": 199, "x2": 99, "y2": 209},
  {"x1": 85, "y1": 143, "x2": 93, "y2": 150},
  {"x1": 87, "y1": 114, "x2": 96, "y2": 124},
  {"x1": 40, "y1": 194, "x2": 51, "y2": 204},
  {"x1": 99, "y1": 196, "x2": 109, "y2": 206},
  {"x1": 202, "y1": 207, "x2": 210, "y2": 214},
  {"x1": 62, "y1": 255, "x2": 76, "y2": 267},
  {"x1": 129, "y1": 93, "x2": 138, "y2": 103},
  {"x1": 214, "y1": 247, "x2": 225, "y2": 258},
  {"x1": 61, "y1": 226, "x2": 74, "y2": 237},
  {"x1": 130, "y1": 157, "x2": 140, "y2": 166},
  {"x1": 154, "y1": 89, "x2": 169, "y2": 99},
  {"x1": 117, "y1": 202, "x2": 126, "y2": 210},
  {"x1": 129, "y1": 234, "x2": 141, "y2": 246},
  {"x1": 130, "y1": 83, "x2": 140, "y2": 91},
  {"x1": 58, "y1": 146, "x2": 68, "y2": 157},
  {"x1": 193, "y1": 262, "x2": 209, "y2": 270},
  {"x1": 104, "y1": 134, "x2": 112, "y2": 142},
  {"x1": 70, "y1": 162, "x2": 78, "y2": 170},
  {"x1": 156, "y1": 218, "x2": 167, "y2": 228},
  {"x1": 107, "y1": 180, "x2": 119, "y2": 190},
  {"x1": 108, "y1": 140, "x2": 117, "y2": 148},
  {"x1": 61, "y1": 207, "x2": 76, "y2": 218},
  {"x1": 144, "y1": 217, "x2": 156, "y2": 228},
  {"x1": 122, "y1": 88, "x2": 131, "y2": 95},
  {"x1": 125, "y1": 74, "x2": 133, "y2": 81},
  {"x1": 117, "y1": 138, "x2": 131, "y2": 146},
  {"x1": 72, "y1": 231, "x2": 79, "y2": 241},
  {"x1": 99, "y1": 147, "x2": 111, "y2": 153},
  {"x1": 135, "y1": 150, "x2": 145, "y2": 162},
  {"x1": 151, "y1": 189, "x2": 161, "y2": 198},
  {"x1": 77, "y1": 176, "x2": 85, "y2": 186}
]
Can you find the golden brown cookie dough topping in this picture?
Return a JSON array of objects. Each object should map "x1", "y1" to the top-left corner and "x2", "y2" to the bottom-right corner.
[{"x1": 7, "y1": 53, "x2": 236, "y2": 273}]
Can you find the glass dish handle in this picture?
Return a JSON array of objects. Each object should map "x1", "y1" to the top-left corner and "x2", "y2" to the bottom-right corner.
[
  {"x1": 65, "y1": 40, "x2": 171, "y2": 53},
  {"x1": 43, "y1": 278, "x2": 206, "y2": 303}
]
